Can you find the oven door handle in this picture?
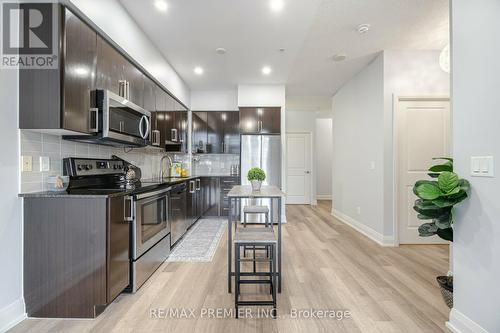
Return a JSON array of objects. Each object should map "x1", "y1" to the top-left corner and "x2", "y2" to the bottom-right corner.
[
  {"x1": 124, "y1": 196, "x2": 133, "y2": 222},
  {"x1": 135, "y1": 187, "x2": 172, "y2": 200}
]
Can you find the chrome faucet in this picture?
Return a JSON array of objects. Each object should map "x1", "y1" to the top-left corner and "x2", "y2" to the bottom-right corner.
[{"x1": 160, "y1": 154, "x2": 173, "y2": 180}]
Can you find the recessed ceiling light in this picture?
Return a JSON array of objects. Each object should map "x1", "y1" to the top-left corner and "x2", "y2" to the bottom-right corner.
[
  {"x1": 194, "y1": 66, "x2": 204, "y2": 75},
  {"x1": 270, "y1": 0, "x2": 284, "y2": 12},
  {"x1": 262, "y1": 66, "x2": 272, "y2": 75},
  {"x1": 357, "y1": 23, "x2": 371, "y2": 34},
  {"x1": 216, "y1": 47, "x2": 227, "y2": 55},
  {"x1": 332, "y1": 53, "x2": 347, "y2": 62},
  {"x1": 154, "y1": 0, "x2": 168, "y2": 12}
]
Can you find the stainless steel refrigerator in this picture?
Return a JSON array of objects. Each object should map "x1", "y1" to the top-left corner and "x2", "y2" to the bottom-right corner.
[{"x1": 240, "y1": 134, "x2": 281, "y2": 223}]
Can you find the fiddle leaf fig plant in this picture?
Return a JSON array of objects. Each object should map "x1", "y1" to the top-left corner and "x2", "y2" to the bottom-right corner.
[{"x1": 413, "y1": 158, "x2": 470, "y2": 242}]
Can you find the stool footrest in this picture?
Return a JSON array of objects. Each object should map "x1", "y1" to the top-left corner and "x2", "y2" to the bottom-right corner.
[
  {"x1": 238, "y1": 279, "x2": 272, "y2": 284},
  {"x1": 236, "y1": 301, "x2": 275, "y2": 306}
]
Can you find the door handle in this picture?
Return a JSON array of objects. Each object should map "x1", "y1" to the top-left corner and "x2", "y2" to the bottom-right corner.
[{"x1": 305, "y1": 171, "x2": 311, "y2": 174}]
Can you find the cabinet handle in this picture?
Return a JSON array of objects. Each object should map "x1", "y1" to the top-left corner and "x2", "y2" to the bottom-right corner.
[
  {"x1": 171, "y1": 128, "x2": 178, "y2": 142},
  {"x1": 89, "y1": 108, "x2": 98, "y2": 133},
  {"x1": 119, "y1": 121, "x2": 124, "y2": 133},
  {"x1": 124, "y1": 197, "x2": 133, "y2": 222},
  {"x1": 196, "y1": 179, "x2": 201, "y2": 190},
  {"x1": 222, "y1": 142, "x2": 225, "y2": 153},
  {"x1": 189, "y1": 181, "x2": 195, "y2": 193},
  {"x1": 152, "y1": 130, "x2": 160, "y2": 146}
]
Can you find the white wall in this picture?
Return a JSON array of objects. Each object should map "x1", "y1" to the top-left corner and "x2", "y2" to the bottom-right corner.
[
  {"x1": 332, "y1": 53, "x2": 386, "y2": 235},
  {"x1": 285, "y1": 110, "x2": 333, "y2": 203},
  {"x1": 449, "y1": 1, "x2": 500, "y2": 332},
  {"x1": 67, "y1": 0, "x2": 190, "y2": 106},
  {"x1": 190, "y1": 89, "x2": 238, "y2": 111},
  {"x1": 238, "y1": 85, "x2": 286, "y2": 108},
  {"x1": 331, "y1": 49, "x2": 450, "y2": 244},
  {"x1": 382, "y1": 50, "x2": 451, "y2": 237},
  {"x1": 0, "y1": 69, "x2": 25, "y2": 331},
  {"x1": 316, "y1": 116, "x2": 333, "y2": 199}
]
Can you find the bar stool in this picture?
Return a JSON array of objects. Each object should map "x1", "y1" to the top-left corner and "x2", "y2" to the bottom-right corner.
[
  {"x1": 242, "y1": 205, "x2": 271, "y2": 270},
  {"x1": 234, "y1": 228, "x2": 277, "y2": 319},
  {"x1": 243, "y1": 205, "x2": 270, "y2": 227}
]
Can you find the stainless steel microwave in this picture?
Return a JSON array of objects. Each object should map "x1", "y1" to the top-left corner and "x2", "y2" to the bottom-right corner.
[{"x1": 64, "y1": 90, "x2": 151, "y2": 147}]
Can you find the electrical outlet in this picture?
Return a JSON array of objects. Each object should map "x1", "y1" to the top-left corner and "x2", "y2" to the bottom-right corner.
[
  {"x1": 356, "y1": 206, "x2": 361, "y2": 215},
  {"x1": 40, "y1": 156, "x2": 50, "y2": 172},
  {"x1": 21, "y1": 156, "x2": 32, "y2": 172}
]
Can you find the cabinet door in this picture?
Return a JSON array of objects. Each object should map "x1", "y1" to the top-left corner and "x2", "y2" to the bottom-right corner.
[
  {"x1": 223, "y1": 111, "x2": 240, "y2": 154},
  {"x1": 155, "y1": 87, "x2": 167, "y2": 148},
  {"x1": 206, "y1": 112, "x2": 223, "y2": 154},
  {"x1": 123, "y1": 60, "x2": 144, "y2": 107},
  {"x1": 108, "y1": 196, "x2": 130, "y2": 302},
  {"x1": 175, "y1": 101, "x2": 188, "y2": 153},
  {"x1": 62, "y1": 9, "x2": 97, "y2": 134},
  {"x1": 142, "y1": 76, "x2": 156, "y2": 112},
  {"x1": 260, "y1": 107, "x2": 281, "y2": 134},
  {"x1": 96, "y1": 35, "x2": 126, "y2": 95},
  {"x1": 239, "y1": 107, "x2": 260, "y2": 134},
  {"x1": 192, "y1": 112, "x2": 208, "y2": 153},
  {"x1": 164, "y1": 94, "x2": 177, "y2": 144}
]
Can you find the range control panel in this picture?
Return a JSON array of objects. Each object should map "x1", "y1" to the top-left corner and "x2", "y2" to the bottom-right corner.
[{"x1": 64, "y1": 158, "x2": 125, "y2": 177}]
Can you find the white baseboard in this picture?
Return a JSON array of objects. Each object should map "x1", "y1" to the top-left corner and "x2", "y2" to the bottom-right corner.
[
  {"x1": 446, "y1": 308, "x2": 489, "y2": 333},
  {"x1": 0, "y1": 298, "x2": 26, "y2": 333},
  {"x1": 316, "y1": 195, "x2": 332, "y2": 200},
  {"x1": 332, "y1": 209, "x2": 396, "y2": 247}
]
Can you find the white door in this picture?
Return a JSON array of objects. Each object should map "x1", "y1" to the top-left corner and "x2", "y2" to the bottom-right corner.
[
  {"x1": 397, "y1": 98, "x2": 450, "y2": 244},
  {"x1": 286, "y1": 133, "x2": 312, "y2": 204}
]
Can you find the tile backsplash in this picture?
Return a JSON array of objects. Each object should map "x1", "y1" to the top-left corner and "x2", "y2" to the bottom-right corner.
[
  {"x1": 192, "y1": 154, "x2": 240, "y2": 176},
  {"x1": 19, "y1": 130, "x2": 189, "y2": 193}
]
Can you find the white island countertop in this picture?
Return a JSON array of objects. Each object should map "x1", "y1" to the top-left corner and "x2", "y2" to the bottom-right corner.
[{"x1": 227, "y1": 185, "x2": 285, "y2": 198}]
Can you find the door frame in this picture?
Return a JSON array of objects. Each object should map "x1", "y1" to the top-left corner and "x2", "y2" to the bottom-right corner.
[
  {"x1": 393, "y1": 95, "x2": 451, "y2": 246},
  {"x1": 285, "y1": 131, "x2": 314, "y2": 205}
]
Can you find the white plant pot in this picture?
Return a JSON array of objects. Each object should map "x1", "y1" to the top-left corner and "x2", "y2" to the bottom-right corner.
[{"x1": 251, "y1": 180, "x2": 262, "y2": 191}]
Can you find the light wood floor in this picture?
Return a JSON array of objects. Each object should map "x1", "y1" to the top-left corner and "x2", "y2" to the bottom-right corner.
[{"x1": 11, "y1": 201, "x2": 450, "y2": 333}]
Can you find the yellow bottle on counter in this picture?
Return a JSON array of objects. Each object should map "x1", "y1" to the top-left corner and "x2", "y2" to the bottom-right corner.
[{"x1": 181, "y1": 168, "x2": 188, "y2": 177}]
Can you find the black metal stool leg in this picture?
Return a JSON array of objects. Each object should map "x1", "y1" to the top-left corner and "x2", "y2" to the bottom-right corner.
[{"x1": 235, "y1": 244, "x2": 240, "y2": 319}]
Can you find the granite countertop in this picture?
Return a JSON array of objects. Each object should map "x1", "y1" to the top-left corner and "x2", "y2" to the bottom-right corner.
[
  {"x1": 227, "y1": 185, "x2": 285, "y2": 198},
  {"x1": 19, "y1": 174, "x2": 242, "y2": 199}
]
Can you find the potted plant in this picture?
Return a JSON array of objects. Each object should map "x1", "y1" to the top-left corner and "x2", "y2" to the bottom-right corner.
[
  {"x1": 413, "y1": 158, "x2": 470, "y2": 308},
  {"x1": 248, "y1": 167, "x2": 266, "y2": 191}
]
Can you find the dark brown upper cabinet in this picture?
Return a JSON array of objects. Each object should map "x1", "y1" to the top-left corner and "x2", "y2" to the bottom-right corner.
[
  {"x1": 192, "y1": 111, "x2": 208, "y2": 154},
  {"x1": 18, "y1": 4, "x2": 188, "y2": 143},
  {"x1": 175, "y1": 101, "x2": 189, "y2": 153},
  {"x1": 223, "y1": 111, "x2": 240, "y2": 154},
  {"x1": 96, "y1": 36, "x2": 144, "y2": 107},
  {"x1": 206, "y1": 112, "x2": 224, "y2": 154},
  {"x1": 192, "y1": 111, "x2": 239, "y2": 154},
  {"x1": 19, "y1": 6, "x2": 98, "y2": 134},
  {"x1": 96, "y1": 35, "x2": 126, "y2": 97},
  {"x1": 62, "y1": 9, "x2": 97, "y2": 134},
  {"x1": 239, "y1": 107, "x2": 281, "y2": 134}
]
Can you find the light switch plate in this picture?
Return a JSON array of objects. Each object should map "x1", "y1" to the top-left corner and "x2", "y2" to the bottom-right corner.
[
  {"x1": 21, "y1": 156, "x2": 32, "y2": 172},
  {"x1": 471, "y1": 156, "x2": 494, "y2": 177},
  {"x1": 40, "y1": 156, "x2": 50, "y2": 172}
]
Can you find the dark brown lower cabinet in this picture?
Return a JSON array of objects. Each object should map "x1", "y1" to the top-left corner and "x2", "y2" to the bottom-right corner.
[{"x1": 23, "y1": 196, "x2": 129, "y2": 318}]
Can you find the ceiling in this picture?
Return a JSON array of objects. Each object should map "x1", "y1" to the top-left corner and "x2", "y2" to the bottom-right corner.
[{"x1": 120, "y1": 0, "x2": 449, "y2": 97}]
